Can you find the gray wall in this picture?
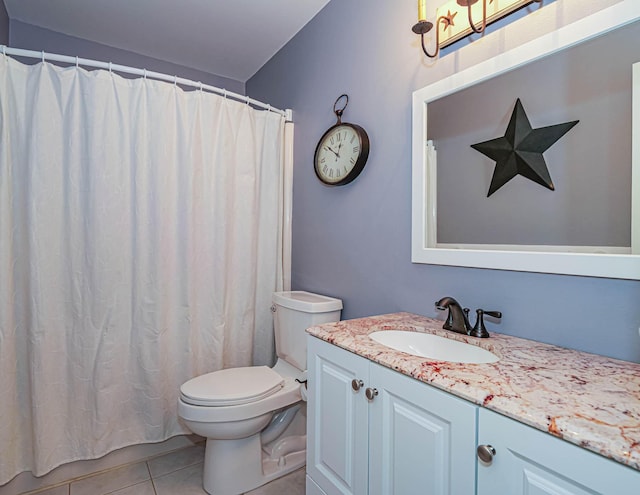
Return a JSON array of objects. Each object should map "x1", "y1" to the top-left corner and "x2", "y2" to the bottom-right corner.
[
  {"x1": 9, "y1": 20, "x2": 244, "y2": 94},
  {"x1": 0, "y1": 1, "x2": 8, "y2": 45},
  {"x1": 247, "y1": 0, "x2": 640, "y2": 362}
]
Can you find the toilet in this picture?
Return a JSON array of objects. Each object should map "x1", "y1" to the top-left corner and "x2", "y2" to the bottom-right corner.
[{"x1": 177, "y1": 291, "x2": 342, "y2": 495}]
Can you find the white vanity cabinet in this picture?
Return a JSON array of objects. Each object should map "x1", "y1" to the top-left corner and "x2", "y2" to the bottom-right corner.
[
  {"x1": 307, "y1": 335, "x2": 640, "y2": 495},
  {"x1": 477, "y1": 408, "x2": 640, "y2": 495},
  {"x1": 306, "y1": 336, "x2": 477, "y2": 495}
]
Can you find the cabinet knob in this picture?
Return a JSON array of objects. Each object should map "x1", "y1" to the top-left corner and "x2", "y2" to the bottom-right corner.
[
  {"x1": 351, "y1": 379, "x2": 364, "y2": 392},
  {"x1": 477, "y1": 444, "x2": 496, "y2": 464},
  {"x1": 365, "y1": 387, "x2": 379, "y2": 401}
]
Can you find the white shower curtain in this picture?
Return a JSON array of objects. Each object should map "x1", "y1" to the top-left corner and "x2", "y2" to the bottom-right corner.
[{"x1": 0, "y1": 55, "x2": 290, "y2": 484}]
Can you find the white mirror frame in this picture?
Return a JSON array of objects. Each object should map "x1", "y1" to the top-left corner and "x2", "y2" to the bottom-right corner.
[{"x1": 412, "y1": 0, "x2": 640, "y2": 280}]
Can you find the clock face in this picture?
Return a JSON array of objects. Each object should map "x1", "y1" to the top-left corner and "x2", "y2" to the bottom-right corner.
[{"x1": 314, "y1": 123, "x2": 369, "y2": 186}]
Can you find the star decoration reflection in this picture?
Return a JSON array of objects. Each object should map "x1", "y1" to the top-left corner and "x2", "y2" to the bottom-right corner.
[{"x1": 471, "y1": 98, "x2": 579, "y2": 197}]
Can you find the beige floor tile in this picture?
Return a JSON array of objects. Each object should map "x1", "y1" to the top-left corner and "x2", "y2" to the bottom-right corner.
[
  {"x1": 69, "y1": 462, "x2": 150, "y2": 495},
  {"x1": 244, "y1": 468, "x2": 306, "y2": 495},
  {"x1": 152, "y1": 463, "x2": 207, "y2": 495},
  {"x1": 147, "y1": 444, "x2": 205, "y2": 479},
  {"x1": 107, "y1": 480, "x2": 155, "y2": 495},
  {"x1": 29, "y1": 485, "x2": 70, "y2": 495}
]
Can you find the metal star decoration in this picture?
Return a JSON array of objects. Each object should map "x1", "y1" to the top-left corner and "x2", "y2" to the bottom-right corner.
[{"x1": 471, "y1": 98, "x2": 579, "y2": 197}]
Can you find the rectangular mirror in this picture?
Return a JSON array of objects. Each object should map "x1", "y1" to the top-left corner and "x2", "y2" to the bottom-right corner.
[{"x1": 412, "y1": 1, "x2": 640, "y2": 279}]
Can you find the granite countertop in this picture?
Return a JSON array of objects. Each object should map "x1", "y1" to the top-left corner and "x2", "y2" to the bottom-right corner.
[{"x1": 306, "y1": 312, "x2": 640, "y2": 471}]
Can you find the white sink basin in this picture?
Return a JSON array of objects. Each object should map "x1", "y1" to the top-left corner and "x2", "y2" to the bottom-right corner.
[{"x1": 369, "y1": 330, "x2": 499, "y2": 364}]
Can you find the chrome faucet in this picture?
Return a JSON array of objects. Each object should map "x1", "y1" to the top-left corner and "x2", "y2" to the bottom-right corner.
[{"x1": 435, "y1": 296, "x2": 502, "y2": 338}]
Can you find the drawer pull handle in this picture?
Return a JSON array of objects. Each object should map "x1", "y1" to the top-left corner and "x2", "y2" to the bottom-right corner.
[
  {"x1": 365, "y1": 387, "x2": 378, "y2": 401},
  {"x1": 351, "y1": 379, "x2": 364, "y2": 392},
  {"x1": 477, "y1": 444, "x2": 497, "y2": 464}
]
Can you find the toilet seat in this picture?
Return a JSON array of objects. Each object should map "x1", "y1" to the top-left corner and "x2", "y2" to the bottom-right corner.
[{"x1": 180, "y1": 366, "x2": 284, "y2": 407}]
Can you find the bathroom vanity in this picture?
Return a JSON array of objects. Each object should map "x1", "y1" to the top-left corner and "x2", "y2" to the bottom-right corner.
[{"x1": 305, "y1": 313, "x2": 640, "y2": 495}]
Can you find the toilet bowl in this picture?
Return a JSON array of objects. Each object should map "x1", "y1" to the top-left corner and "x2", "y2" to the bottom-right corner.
[{"x1": 177, "y1": 291, "x2": 342, "y2": 495}]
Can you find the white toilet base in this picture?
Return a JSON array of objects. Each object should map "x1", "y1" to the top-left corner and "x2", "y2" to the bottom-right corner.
[{"x1": 202, "y1": 433, "x2": 306, "y2": 495}]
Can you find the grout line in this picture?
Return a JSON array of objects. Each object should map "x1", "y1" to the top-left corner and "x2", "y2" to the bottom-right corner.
[
  {"x1": 103, "y1": 480, "x2": 155, "y2": 495},
  {"x1": 22, "y1": 463, "x2": 136, "y2": 495},
  {"x1": 151, "y1": 461, "x2": 204, "y2": 481},
  {"x1": 70, "y1": 463, "x2": 149, "y2": 495},
  {"x1": 20, "y1": 482, "x2": 71, "y2": 495},
  {"x1": 145, "y1": 461, "x2": 158, "y2": 495},
  {"x1": 147, "y1": 443, "x2": 206, "y2": 480},
  {"x1": 144, "y1": 461, "x2": 152, "y2": 481},
  {"x1": 150, "y1": 476, "x2": 159, "y2": 495},
  {"x1": 19, "y1": 442, "x2": 203, "y2": 495}
]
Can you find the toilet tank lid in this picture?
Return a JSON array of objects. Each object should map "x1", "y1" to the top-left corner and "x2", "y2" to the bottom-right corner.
[{"x1": 273, "y1": 291, "x2": 343, "y2": 313}]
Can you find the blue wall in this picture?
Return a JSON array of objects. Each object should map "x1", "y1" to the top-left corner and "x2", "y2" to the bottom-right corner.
[
  {"x1": 247, "y1": 0, "x2": 640, "y2": 362},
  {"x1": 9, "y1": 20, "x2": 244, "y2": 94}
]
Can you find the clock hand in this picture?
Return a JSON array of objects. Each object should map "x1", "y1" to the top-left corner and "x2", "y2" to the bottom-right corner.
[
  {"x1": 331, "y1": 141, "x2": 343, "y2": 156},
  {"x1": 324, "y1": 145, "x2": 340, "y2": 158}
]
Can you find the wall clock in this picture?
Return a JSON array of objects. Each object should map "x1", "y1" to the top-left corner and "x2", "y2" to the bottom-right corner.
[{"x1": 314, "y1": 94, "x2": 370, "y2": 186}]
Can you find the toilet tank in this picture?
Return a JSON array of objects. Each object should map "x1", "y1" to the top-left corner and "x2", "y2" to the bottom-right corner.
[{"x1": 272, "y1": 291, "x2": 342, "y2": 371}]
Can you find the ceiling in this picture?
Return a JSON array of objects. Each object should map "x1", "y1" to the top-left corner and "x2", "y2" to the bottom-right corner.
[{"x1": 4, "y1": 0, "x2": 331, "y2": 82}]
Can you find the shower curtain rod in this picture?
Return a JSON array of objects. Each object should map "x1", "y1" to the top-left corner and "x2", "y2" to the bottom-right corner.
[{"x1": 0, "y1": 45, "x2": 293, "y2": 122}]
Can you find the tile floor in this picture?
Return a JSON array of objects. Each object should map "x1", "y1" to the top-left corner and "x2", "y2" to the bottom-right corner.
[{"x1": 26, "y1": 445, "x2": 306, "y2": 495}]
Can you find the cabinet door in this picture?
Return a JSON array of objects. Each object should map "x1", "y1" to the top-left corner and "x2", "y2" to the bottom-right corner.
[
  {"x1": 307, "y1": 474, "x2": 329, "y2": 495},
  {"x1": 307, "y1": 337, "x2": 370, "y2": 495},
  {"x1": 368, "y1": 362, "x2": 477, "y2": 495},
  {"x1": 478, "y1": 408, "x2": 640, "y2": 495}
]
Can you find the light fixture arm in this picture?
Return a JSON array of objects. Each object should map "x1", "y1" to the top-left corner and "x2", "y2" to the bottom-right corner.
[
  {"x1": 420, "y1": 29, "x2": 439, "y2": 58},
  {"x1": 462, "y1": 0, "x2": 487, "y2": 34},
  {"x1": 464, "y1": 0, "x2": 543, "y2": 34},
  {"x1": 414, "y1": 16, "x2": 448, "y2": 59}
]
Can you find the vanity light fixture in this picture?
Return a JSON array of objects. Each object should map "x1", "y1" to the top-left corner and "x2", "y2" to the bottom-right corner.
[{"x1": 413, "y1": 0, "x2": 542, "y2": 59}]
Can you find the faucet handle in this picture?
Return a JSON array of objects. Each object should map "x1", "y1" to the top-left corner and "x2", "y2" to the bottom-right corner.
[
  {"x1": 469, "y1": 309, "x2": 501, "y2": 338},
  {"x1": 484, "y1": 310, "x2": 502, "y2": 319}
]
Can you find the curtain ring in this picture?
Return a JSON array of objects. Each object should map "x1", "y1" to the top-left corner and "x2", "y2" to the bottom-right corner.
[
  {"x1": 108, "y1": 62, "x2": 112, "y2": 73},
  {"x1": 41, "y1": 50, "x2": 45, "y2": 63},
  {"x1": 198, "y1": 81, "x2": 203, "y2": 92},
  {"x1": 223, "y1": 89, "x2": 227, "y2": 99},
  {"x1": 2, "y1": 46, "x2": 5, "y2": 57},
  {"x1": 174, "y1": 75, "x2": 177, "y2": 87},
  {"x1": 75, "y1": 56, "x2": 79, "y2": 68},
  {"x1": 143, "y1": 69, "x2": 147, "y2": 80}
]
